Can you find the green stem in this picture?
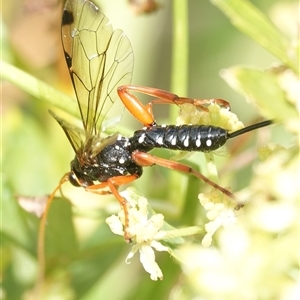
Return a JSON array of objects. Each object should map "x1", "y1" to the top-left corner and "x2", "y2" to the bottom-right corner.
[
  {"x1": 1, "y1": 60, "x2": 79, "y2": 117},
  {"x1": 168, "y1": 1, "x2": 190, "y2": 211}
]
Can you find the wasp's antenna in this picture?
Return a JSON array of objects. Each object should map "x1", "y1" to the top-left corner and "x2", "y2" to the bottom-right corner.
[{"x1": 228, "y1": 120, "x2": 273, "y2": 139}]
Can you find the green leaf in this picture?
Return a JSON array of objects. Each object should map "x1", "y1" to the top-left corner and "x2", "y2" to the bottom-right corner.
[
  {"x1": 44, "y1": 197, "x2": 78, "y2": 265},
  {"x1": 211, "y1": 0, "x2": 298, "y2": 73},
  {"x1": 221, "y1": 66, "x2": 298, "y2": 120},
  {"x1": 124, "y1": 257, "x2": 181, "y2": 300},
  {"x1": 2, "y1": 186, "x2": 38, "y2": 255},
  {"x1": 70, "y1": 223, "x2": 126, "y2": 298}
]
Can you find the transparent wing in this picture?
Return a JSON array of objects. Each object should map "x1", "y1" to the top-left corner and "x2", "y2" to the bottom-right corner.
[
  {"x1": 49, "y1": 110, "x2": 84, "y2": 154},
  {"x1": 61, "y1": 0, "x2": 134, "y2": 153}
]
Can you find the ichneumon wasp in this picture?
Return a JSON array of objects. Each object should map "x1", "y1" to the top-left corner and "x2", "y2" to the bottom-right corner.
[{"x1": 37, "y1": 0, "x2": 272, "y2": 284}]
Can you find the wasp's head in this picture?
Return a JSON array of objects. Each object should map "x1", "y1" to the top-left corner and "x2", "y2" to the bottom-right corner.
[{"x1": 69, "y1": 157, "x2": 95, "y2": 188}]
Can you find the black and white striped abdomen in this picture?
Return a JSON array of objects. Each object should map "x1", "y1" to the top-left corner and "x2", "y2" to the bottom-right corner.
[{"x1": 131, "y1": 125, "x2": 228, "y2": 152}]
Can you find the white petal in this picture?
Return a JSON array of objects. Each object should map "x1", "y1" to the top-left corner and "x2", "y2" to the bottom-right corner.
[
  {"x1": 125, "y1": 244, "x2": 140, "y2": 264},
  {"x1": 150, "y1": 214, "x2": 164, "y2": 229},
  {"x1": 150, "y1": 240, "x2": 169, "y2": 253},
  {"x1": 106, "y1": 215, "x2": 123, "y2": 235},
  {"x1": 139, "y1": 245, "x2": 163, "y2": 281},
  {"x1": 202, "y1": 233, "x2": 213, "y2": 247}
]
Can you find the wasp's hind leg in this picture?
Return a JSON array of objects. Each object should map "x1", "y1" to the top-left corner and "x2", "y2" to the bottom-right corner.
[
  {"x1": 117, "y1": 85, "x2": 231, "y2": 127},
  {"x1": 131, "y1": 150, "x2": 244, "y2": 208}
]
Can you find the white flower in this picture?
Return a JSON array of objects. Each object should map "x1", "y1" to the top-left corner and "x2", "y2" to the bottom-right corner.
[
  {"x1": 106, "y1": 190, "x2": 169, "y2": 280},
  {"x1": 199, "y1": 191, "x2": 237, "y2": 247},
  {"x1": 175, "y1": 101, "x2": 243, "y2": 247},
  {"x1": 177, "y1": 102, "x2": 244, "y2": 132}
]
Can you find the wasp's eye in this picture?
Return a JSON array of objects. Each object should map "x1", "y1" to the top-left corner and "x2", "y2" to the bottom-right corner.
[
  {"x1": 69, "y1": 172, "x2": 81, "y2": 187},
  {"x1": 69, "y1": 171, "x2": 94, "y2": 188}
]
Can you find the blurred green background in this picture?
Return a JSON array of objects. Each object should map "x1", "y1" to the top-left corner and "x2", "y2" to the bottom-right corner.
[{"x1": 1, "y1": 0, "x2": 298, "y2": 299}]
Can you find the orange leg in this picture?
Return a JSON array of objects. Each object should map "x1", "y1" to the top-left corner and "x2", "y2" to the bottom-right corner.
[
  {"x1": 36, "y1": 172, "x2": 70, "y2": 293},
  {"x1": 132, "y1": 150, "x2": 243, "y2": 208},
  {"x1": 87, "y1": 174, "x2": 140, "y2": 241},
  {"x1": 117, "y1": 85, "x2": 231, "y2": 127}
]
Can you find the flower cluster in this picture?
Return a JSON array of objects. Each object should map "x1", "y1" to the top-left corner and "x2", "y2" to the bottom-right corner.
[
  {"x1": 106, "y1": 189, "x2": 169, "y2": 280},
  {"x1": 177, "y1": 102, "x2": 244, "y2": 132},
  {"x1": 178, "y1": 102, "x2": 244, "y2": 246},
  {"x1": 199, "y1": 190, "x2": 238, "y2": 247}
]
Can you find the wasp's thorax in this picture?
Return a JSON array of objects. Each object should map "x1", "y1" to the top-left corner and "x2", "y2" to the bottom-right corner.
[{"x1": 69, "y1": 135, "x2": 143, "y2": 187}]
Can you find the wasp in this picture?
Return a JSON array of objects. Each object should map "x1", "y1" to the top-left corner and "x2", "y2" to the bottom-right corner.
[{"x1": 37, "y1": 0, "x2": 272, "y2": 282}]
